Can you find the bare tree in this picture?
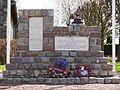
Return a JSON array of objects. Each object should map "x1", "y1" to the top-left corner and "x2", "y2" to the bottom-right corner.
[{"x1": 75, "y1": 0, "x2": 112, "y2": 51}]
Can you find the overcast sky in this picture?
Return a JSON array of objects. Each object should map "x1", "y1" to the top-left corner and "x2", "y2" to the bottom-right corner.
[{"x1": 17, "y1": 0, "x2": 56, "y2": 9}]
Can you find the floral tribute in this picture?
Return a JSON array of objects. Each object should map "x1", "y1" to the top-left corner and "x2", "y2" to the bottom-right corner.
[
  {"x1": 49, "y1": 59, "x2": 71, "y2": 78},
  {"x1": 76, "y1": 65, "x2": 94, "y2": 77}
]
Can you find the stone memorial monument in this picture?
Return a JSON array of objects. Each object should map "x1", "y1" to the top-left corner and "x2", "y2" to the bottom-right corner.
[{"x1": 3, "y1": 9, "x2": 115, "y2": 84}]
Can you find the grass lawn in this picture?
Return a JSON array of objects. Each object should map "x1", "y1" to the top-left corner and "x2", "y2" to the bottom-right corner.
[
  {"x1": 108, "y1": 61, "x2": 120, "y2": 72},
  {"x1": 0, "y1": 65, "x2": 5, "y2": 72}
]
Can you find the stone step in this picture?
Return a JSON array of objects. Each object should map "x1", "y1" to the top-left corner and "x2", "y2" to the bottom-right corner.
[
  {"x1": 2, "y1": 77, "x2": 120, "y2": 84},
  {"x1": 10, "y1": 56, "x2": 108, "y2": 64},
  {"x1": 14, "y1": 51, "x2": 104, "y2": 57},
  {"x1": 3, "y1": 68, "x2": 114, "y2": 79}
]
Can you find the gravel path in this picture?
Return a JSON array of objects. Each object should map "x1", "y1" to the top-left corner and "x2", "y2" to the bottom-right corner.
[{"x1": 0, "y1": 84, "x2": 120, "y2": 90}]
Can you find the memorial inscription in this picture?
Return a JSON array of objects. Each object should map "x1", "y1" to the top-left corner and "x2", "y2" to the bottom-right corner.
[
  {"x1": 55, "y1": 36, "x2": 89, "y2": 51},
  {"x1": 29, "y1": 17, "x2": 43, "y2": 51}
]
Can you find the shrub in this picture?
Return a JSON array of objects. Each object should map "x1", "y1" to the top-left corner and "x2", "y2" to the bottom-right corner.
[{"x1": 0, "y1": 39, "x2": 18, "y2": 65}]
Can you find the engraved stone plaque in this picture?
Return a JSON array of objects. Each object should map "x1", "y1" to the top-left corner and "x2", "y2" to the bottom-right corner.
[
  {"x1": 55, "y1": 36, "x2": 89, "y2": 51},
  {"x1": 29, "y1": 17, "x2": 43, "y2": 51}
]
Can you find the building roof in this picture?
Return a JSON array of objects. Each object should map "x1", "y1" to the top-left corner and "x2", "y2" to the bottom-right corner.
[{"x1": 11, "y1": 0, "x2": 17, "y2": 25}]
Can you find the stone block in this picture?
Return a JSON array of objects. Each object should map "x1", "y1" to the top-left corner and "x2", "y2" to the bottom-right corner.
[
  {"x1": 39, "y1": 52, "x2": 47, "y2": 57},
  {"x1": 70, "y1": 52, "x2": 77, "y2": 57},
  {"x1": 17, "y1": 64, "x2": 25, "y2": 69},
  {"x1": 61, "y1": 51, "x2": 69, "y2": 57},
  {"x1": 17, "y1": 31, "x2": 28, "y2": 38},
  {"x1": 59, "y1": 78, "x2": 67, "y2": 84},
  {"x1": 18, "y1": 45, "x2": 28, "y2": 50},
  {"x1": 101, "y1": 64, "x2": 113, "y2": 70},
  {"x1": 6, "y1": 64, "x2": 17, "y2": 70},
  {"x1": 45, "y1": 78, "x2": 53, "y2": 84},
  {"x1": 68, "y1": 25, "x2": 74, "y2": 31},
  {"x1": 14, "y1": 52, "x2": 20, "y2": 57},
  {"x1": 34, "y1": 70, "x2": 40, "y2": 77},
  {"x1": 48, "y1": 9, "x2": 54, "y2": 16},
  {"x1": 2, "y1": 70, "x2": 10, "y2": 76},
  {"x1": 0, "y1": 77, "x2": 3, "y2": 84},
  {"x1": 29, "y1": 78, "x2": 36, "y2": 84},
  {"x1": 24, "y1": 64, "x2": 31, "y2": 70},
  {"x1": 52, "y1": 78, "x2": 60, "y2": 84},
  {"x1": 41, "y1": 70, "x2": 48, "y2": 76},
  {"x1": 74, "y1": 77, "x2": 81, "y2": 84},
  {"x1": 41, "y1": 9, "x2": 48, "y2": 16},
  {"x1": 29, "y1": 10, "x2": 36, "y2": 16},
  {"x1": 23, "y1": 10, "x2": 30, "y2": 16},
  {"x1": 100, "y1": 57, "x2": 108, "y2": 64},
  {"x1": 34, "y1": 57, "x2": 42, "y2": 63},
  {"x1": 17, "y1": 70, "x2": 24, "y2": 76},
  {"x1": 89, "y1": 77, "x2": 98, "y2": 84},
  {"x1": 4, "y1": 78, "x2": 13, "y2": 84},
  {"x1": 27, "y1": 57, "x2": 35, "y2": 63},
  {"x1": 35, "y1": 10, "x2": 41, "y2": 16},
  {"x1": 27, "y1": 70, "x2": 34, "y2": 77},
  {"x1": 46, "y1": 51, "x2": 54, "y2": 57},
  {"x1": 71, "y1": 63, "x2": 77, "y2": 70},
  {"x1": 44, "y1": 16, "x2": 53, "y2": 23},
  {"x1": 77, "y1": 51, "x2": 89, "y2": 57},
  {"x1": 10, "y1": 70, "x2": 17, "y2": 75},
  {"x1": 100, "y1": 70, "x2": 108, "y2": 76},
  {"x1": 81, "y1": 57, "x2": 90, "y2": 63},
  {"x1": 74, "y1": 57, "x2": 83, "y2": 63},
  {"x1": 97, "y1": 78, "x2": 104, "y2": 84},
  {"x1": 41, "y1": 57, "x2": 50, "y2": 63},
  {"x1": 10, "y1": 57, "x2": 22, "y2": 63},
  {"x1": 43, "y1": 45, "x2": 53, "y2": 51},
  {"x1": 36, "y1": 77, "x2": 45, "y2": 84},
  {"x1": 37, "y1": 63, "x2": 46, "y2": 70},
  {"x1": 112, "y1": 77, "x2": 120, "y2": 84},
  {"x1": 43, "y1": 38, "x2": 49, "y2": 45},
  {"x1": 90, "y1": 51, "x2": 104, "y2": 57},
  {"x1": 54, "y1": 51, "x2": 61, "y2": 57},
  {"x1": 86, "y1": 26, "x2": 101, "y2": 32},
  {"x1": 96, "y1": 39, "x2": 101, "y2": 45},
  {"x1": 31, "y1": 63, "x2": 38, "y2": 69},
  {"x1": 67, "y1": 78, "x2": 75, "y2": 84},
  {"x1": 23, "y1": 23, "x2": 29, "y2": 30},
  {"x1": 21, "y1": 57, "x2": 28, "y2": 63},
  {"x1": 18, "y1": 38, "x2": 28, "y2": 45},
  {"x1": 93, "y1": 70, "x2": 99, "y2": 76},
  {"x1": 90, "y1": 38, "x2": 96, "y2": 46},
  {"x1": 18, "y1": 10, "x2": 24, "y2": 17},
  {"x1": 13, "y1": 78, "x2": 22, "y2": 84},
  {"x1": 90, "y1": 32, "x2": 101, "y2": 38},
  {"x1": 18, "y1": 23, "x2": 28, "y2": 31},
  {"x1": 21, "y1": 51, "x2": 27, "y2": 57},
  {"x1": 104, "y1": 78, "x2": 112, "y2": 84},
  {"x1": 22, "y1": 78, "x2": 30, "y2": 84},
  {"x1": 73, "y1": 24, "x2": 81, "y2": 32},
  {"x1": 18, "y1": 17, "x2": 28, "y2": 23},
  {"x1": 94, "y1": 64, "x2": 101, "y2": 69},
  {"x1": 27, "y1": 52, "x2": 39, "y2": 57},
  {"x1": 81, "y1": 77, "x2": 89, "y2": 84},
  {"x1": 90, "y1": 46, "x2": 101, "y2": 52},
  {"x1": 108, "y1": 71, "x2": 115, "y2": 76},
  {"x1": 66, "y1": 57, "x2": 74, "y2": 63},
  {"x1": 44, "y1": 23, "x2": 53, "y2": 32}
]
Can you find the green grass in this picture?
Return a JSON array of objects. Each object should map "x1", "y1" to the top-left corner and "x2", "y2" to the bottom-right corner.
[
  {"x1": 108, "y1": 61, "x2": 120, "y2": 72},
  {"x1": 0, "y1": 65, "x2": 6, "y2": 72}
]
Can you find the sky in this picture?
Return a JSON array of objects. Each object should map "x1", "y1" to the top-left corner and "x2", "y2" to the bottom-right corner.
[{"x1": 17, "y1": 0, "x2": 56, "y2": 9}]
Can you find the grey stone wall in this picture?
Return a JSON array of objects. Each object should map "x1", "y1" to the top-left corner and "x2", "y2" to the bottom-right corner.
[
  {"x1": 0, "y1": 0, "x2": 7, "y2": 38},
  {"x1": 2, "y1": 9, "x2": 115, "y2": 84}
]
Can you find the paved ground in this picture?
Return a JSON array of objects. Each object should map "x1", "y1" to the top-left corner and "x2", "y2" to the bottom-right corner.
[{"x1": 1, "y1": 84, "x2": 120, "y2": 90}]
